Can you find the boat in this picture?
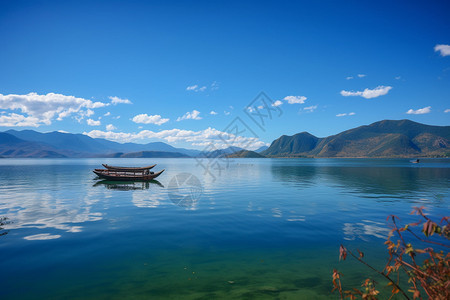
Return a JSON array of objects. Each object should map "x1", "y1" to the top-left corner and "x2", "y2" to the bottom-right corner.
[
  {"x1": 102, "y1": 164, "x2": 156, "y2": 171},
  {"x1": 93, "y1": 168, "x2": 164, "y2": 181},
  {"x1": 410, "y1": 159, "x2": 420, "y2": 164}
]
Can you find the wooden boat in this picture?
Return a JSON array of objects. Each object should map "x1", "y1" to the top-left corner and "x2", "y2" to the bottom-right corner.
[
  {"x1": 102, "y1": 164, "x2": 156, "y2": 171},
  {"x1": 93, "y1": 168, "x2": 164, "y2": 181}
]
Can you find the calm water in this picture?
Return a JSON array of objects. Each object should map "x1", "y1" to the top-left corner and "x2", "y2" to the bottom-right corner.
[{"x1": 0, "y1": 158, "x2": 449, "y2": 299}]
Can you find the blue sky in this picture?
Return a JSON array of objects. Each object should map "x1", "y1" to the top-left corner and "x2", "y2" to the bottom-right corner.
[{"x1": 0, "y1": 0, "x2": 449, "y2": 150}]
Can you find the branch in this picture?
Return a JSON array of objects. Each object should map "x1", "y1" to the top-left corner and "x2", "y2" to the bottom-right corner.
[
  {"x1": 346, "y1": 248, "x2": 411, "y2": 300},
  {"x1": 398, "y1": 259, "x2": 441, "y2": 283},
  {"x1": 406, "y1": 228, "x2": 450, "y2": 248}
]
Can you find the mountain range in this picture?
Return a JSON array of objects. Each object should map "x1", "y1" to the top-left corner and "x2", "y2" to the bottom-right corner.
[
  {"x1": 0, "y1": 120, "x2": 448, "y2": 158},
  {"x1": 0, "y1": 129, "x2": 202, "y2": 158},
  {"x1": 261, "y1": 119, "x2": 449, "y2": 157}
]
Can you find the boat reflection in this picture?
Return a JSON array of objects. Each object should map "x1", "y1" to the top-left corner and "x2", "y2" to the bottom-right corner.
[
  {"x1": 93, "y1": 180, "x2": 164, "y2": 191},
  {"x1": 0, "y1": 217, "x2": 9, "y2": 237}
]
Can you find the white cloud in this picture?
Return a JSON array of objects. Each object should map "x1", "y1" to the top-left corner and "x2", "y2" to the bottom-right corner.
[
  {"x1": 0, "y1": 113, "x2": 41, "y2": 127},
  {"x1": 395, "y1": 76, "x2": 401, "y2": 80},
  {"x1": 109, "y1": 96, "x2": 132, "y2": 105},
  {"x1": 104, "y1": 112, "x2": 111, "y2": 116},
  {"x1": 340, "y1": 86, "x2": 392, "y2": 99},
  {"x1": 272, "y1": 100, "x2": 283, "y2": 107},
  {"x1": 284, "y1": 95, "x2": 307, "y2": 104},
  {"x1": 0, "y1": 92, "x2": 108, "y2": 127},
  {"x1": 304, "y1": 105, "x2": 317, "y2": 112},
  {"x1": 84, "y1": 127, "x2": 267, "y2": 150},
  {"x1": 406, "y1": 106, "x2": 431, "y2": 115},
  {"x1": 211, "y1": 81, "x2": 219, "y2": 91},
  {"x1": 87, "y1": 119, "x2": 101, "y2": 126},
  {"x1": 210, "y1": 110, "x2": 218, "y2": 115},
  {"x1": 132, "y1": 114, "x2": 169, "y2": 125},
  {"x1": 85, "y1": 109, "x2": 94, "y2": 117},
  {"x1": 106, "y1": 124, "x2": 116, "y2": 131},
  {"x1": 224, "y1": 111, "x2": 231, "y2": 116},
  {"x1": 347, "y1": 74, "x2": 366, "y2": 79},
  {"x1": 186, "y1": 84, "x2": 207, "y2": 92},
  {"x1": 434, "y1": 44, "x2": 450, "y2": 57},
  {"x1": 336, "y1": 112, "x2": 355, "y2": 117},
  {"x1": 186, "y1": 85, "x2": 198, "y2": 91},
  {"x1": 444, "y1": 109, "x2": 450, "y2": 113},
  {"x1": 177, "y1": 110, "x2": 202, "y2": 121}
]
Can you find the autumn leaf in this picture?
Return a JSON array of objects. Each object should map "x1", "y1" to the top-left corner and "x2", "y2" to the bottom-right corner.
[
  {"x1": 408, "y1": 220, "x2": 422, "y2": 227},
  {"x1": 423, "y1": 220, "x2": 435, "y2": 237},
  {"x1": 411, "y1": 206, "x2": 425, "y2": 216},
  {"x1": 405, "y1": 244, "x2": 414, "y2": 255},
  {"x1": 339, "y1": 245, "x2": 347, "y2": 261},
  {"x1": 387, "y1": 214, "x2": 400, "y2": 221}
]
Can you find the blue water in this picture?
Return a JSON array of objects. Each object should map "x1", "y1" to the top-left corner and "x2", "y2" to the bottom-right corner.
[{"x1": 0, "y1": 158, "x2": 449, "y2": 299}]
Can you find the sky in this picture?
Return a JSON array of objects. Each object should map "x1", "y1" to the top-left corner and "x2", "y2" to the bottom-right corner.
[{"x1": 0, "y1": 0, "x2": 449, "y2": 150}]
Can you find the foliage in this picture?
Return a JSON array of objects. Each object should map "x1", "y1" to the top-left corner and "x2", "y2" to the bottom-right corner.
[{"x1": 333, "y1": 207, "x2": 449, "y2": 299}]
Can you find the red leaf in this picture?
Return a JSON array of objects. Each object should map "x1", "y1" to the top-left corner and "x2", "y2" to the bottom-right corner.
[
  {"x1": 409, "y1": 220, "x2": 422, "y2": 227},
  {"x1": 339, "y1": 245, "x2": 347, "y2": 261},
  {"x1": 423, "y1": 220, "x2": 435, "y2": 237},
  {"x1": 411, "y1": 206, "x2": 425, "y2": 216}
]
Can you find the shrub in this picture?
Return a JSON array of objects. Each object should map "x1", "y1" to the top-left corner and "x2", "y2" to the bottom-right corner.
[{"x1": 333, "y1": 207, "x2": 449, "y2": 299}]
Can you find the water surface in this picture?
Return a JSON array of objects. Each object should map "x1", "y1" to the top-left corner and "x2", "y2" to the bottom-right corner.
[{"x1": 0, "y1": 158, "x2": 449, "y2": 299}]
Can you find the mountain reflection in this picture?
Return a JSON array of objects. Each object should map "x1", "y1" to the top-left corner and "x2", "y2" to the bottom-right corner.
[
  {"x1": 270, "y1": 165, "x2": 318, "y2": 187},
  {"x1": 93, "y1": 180, "x2": 164, "y2": 191},
  {"x1": 322, "y1": 166, "x2": 450, "y2": 198},
  {"x1": 271, "y1": 163, "x2": 450, "y2": 200}
]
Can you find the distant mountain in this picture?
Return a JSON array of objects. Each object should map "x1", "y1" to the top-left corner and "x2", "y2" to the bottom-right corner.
[
  {"x1": 2, "y1": 120, "x2": 448, "y2": 158},
  {"x1": 202, "y1": 146, "x2": 244, "y2": 158},
  {"x1": 0, "y1": 132, "x2": 68, "y2": 158},
  {"x1": 6, "y1": 129, "x2": 115, "y2": 155},
  {"x1": 263, "y1": 132, "x2": 318, "y2": 156},
  {"x1": 106, "y1": 151, "x2": 190, "y2": 158},
  {"x1": 255, "y1": 145, "x2": 269, "y2": 153},
  {"x1": 227, "y1": 150, "x2": 266, "y2": 158},
  {"x1": 262, "y1": 120, "x2": 450, "y2": 158},
  {"x1": 4, "y1": 129, "x2": 201, "y2": 157}
]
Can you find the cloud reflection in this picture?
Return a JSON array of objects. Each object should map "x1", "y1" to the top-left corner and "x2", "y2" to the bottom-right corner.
[
  {"x1": 24, "y1": 233, "x2": 61, "y2": 240},
  {"x1": 0, "y1": 189, "x2": 103, "y2": 240},
  {"x1": 343, "y1": 220, "x2": 390, "y2": 241},
  {"x1": 132, "y1": 191, "x2": 163, "y2": 208}
]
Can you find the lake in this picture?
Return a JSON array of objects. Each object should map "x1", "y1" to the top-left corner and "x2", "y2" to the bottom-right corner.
[{"x1": 0, "y1": 158, "x2": 449, "y2": 299}]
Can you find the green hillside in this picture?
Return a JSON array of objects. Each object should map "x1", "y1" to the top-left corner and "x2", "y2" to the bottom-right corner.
[
  {"x1": 227, "y1": 150, "x2": 266, "y2": 158},
  {"x1": 262, "y1": 120, "x2": 450, "y2": 158}
]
